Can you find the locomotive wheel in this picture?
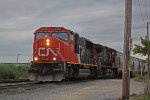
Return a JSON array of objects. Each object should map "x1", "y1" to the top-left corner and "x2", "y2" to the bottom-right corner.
[{"x1": 65, "y1": 65, "x2": 74, "y2": 81}]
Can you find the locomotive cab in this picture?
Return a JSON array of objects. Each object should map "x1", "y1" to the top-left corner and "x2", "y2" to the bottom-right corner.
[{"x1": 32, "y1": 27, "x2": 78, "y2": 63}]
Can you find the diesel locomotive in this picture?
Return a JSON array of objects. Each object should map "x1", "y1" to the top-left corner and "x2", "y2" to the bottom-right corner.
[{"x1": 29, "y1": 27, "x2": 146, "y2": 81}]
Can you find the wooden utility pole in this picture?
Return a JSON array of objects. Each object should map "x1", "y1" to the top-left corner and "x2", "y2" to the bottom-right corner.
[
  {"x1": 147, "y1": 22, "x2": 149, "y2": 79},
  {"x1": 17, "y1": 53, "x2": 21, "y2": 63},
  {"x1": 147, "y1": 21, "x2": 150, "y2": 94},
  {"x1": 122, "y1": 0, "x2": 132, "y2": 99}
]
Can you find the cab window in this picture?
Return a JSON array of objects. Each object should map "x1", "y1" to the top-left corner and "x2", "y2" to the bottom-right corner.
[
  {"x1": 52, "y1": 32, "x2": 68, "y2": 41},
  {"x1": 35, "y1": 32, "x2": 49, "y2": 40}
]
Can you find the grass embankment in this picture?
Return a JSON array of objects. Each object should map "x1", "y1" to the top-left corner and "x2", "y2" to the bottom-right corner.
[{"x1": 0, "y1": 64, "x2": 29, "y2": 79}]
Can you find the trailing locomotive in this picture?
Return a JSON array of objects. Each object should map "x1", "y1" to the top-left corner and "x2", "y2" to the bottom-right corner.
[{"x1": 29, "y1": 27, "x2": 145, "y2": 81}]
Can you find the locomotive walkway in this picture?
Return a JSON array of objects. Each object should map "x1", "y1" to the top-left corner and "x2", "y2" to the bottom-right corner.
[{"x1": 0, "y1": 79, "x2": 145, "y2": 100}]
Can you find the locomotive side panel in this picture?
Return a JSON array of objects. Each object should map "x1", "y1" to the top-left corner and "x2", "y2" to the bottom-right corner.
[
  {"x1": 93, "y1": 44, "x2": 118, "y2": 77},
  {"x1": 79, "y1": 37, "x2": 93, "y2": 64}
]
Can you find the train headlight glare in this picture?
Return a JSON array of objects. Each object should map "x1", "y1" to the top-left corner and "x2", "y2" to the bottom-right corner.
[
  {"x1": 46, "y1": 42, "x2": 50, "y2": 46},
  {"x1": 34, "y1": 57, "x2": 38, "y2": 61},
  {"x1": 53, "y1": 57, "x2": 56, "y2": 61},
  {"x1": 46, "y1": 39, "x2": 50, "y2": 43}
]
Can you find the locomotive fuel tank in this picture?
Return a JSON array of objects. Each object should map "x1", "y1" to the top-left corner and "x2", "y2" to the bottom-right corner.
[{"x1": 78, "y1": 68, "x2": 90, "y2": 78}]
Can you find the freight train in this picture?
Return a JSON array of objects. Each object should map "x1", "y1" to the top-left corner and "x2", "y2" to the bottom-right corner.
[{"x1": 29, "y1": 27, "x2": 147, "y2": 81}]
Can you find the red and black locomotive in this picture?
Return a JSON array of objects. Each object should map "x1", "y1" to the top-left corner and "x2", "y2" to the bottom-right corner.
[{"x1": 29, "y1": 27, "x2": 118, "y2": 81}]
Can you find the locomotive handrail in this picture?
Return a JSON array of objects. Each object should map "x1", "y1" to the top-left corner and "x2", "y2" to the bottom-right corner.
[{"x1": 57, "y1": 51, "x2": 65, "y2": 61}]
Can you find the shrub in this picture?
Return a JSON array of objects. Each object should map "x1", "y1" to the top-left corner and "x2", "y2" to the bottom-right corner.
[{"x1": 134, "y1": 72, "x2": 146, "y2": 82}]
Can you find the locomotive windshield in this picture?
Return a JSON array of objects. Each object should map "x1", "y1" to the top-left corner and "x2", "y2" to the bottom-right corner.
[
  {"x1": 35, "y1": 32, "x2": 49, "y2": 40},
  {"x1": 52, "y1": 32, "x2": 68, "y2": 41}
]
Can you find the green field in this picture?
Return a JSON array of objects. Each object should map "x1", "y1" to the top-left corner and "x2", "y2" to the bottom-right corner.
[{"x1": 0, "y1": 64, "x2": 29, "y2": 79}]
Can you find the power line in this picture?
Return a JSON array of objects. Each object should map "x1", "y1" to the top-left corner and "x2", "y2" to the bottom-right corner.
[
  {"x1": 137, "y1": 0, "x2": 149, "y2": 22},
  {"x1": 148, "y1": 0, "x2": 150, "y2": 7},
  {"x1": 137, "y1": 0, "x2": 145, "y2": 22},
  {"x1": 144, "y1": 0, "x2": 149, "y2": 21}
]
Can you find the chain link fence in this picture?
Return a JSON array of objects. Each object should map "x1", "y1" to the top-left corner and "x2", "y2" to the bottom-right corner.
[{"x1": 129, "y1": 72, "x2": 150, "y2": 100}]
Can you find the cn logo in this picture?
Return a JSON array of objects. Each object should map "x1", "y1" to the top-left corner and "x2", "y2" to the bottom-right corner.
[{"x1": 38, "y1": 48, "x2": 57, "y2": 56}]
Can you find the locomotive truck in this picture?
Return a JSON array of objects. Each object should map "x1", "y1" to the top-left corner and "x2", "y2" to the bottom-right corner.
[{"x1": 29, "y1": 27, "x2": 146, "y2": 81}]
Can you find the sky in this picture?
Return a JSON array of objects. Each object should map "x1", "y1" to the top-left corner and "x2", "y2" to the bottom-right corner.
[{"x1": 0, "y1": 0, "x2": 150, "y2": 63}]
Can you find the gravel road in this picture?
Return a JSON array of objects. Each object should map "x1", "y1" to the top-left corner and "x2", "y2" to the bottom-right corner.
[{"x1": 0, "y1": 79, "x2": 145, "y2": 100}]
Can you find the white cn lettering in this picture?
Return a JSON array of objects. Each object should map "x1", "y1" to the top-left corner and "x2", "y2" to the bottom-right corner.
[{"x1": 38, "y1": 48, "x2": 57, "y2": 56}]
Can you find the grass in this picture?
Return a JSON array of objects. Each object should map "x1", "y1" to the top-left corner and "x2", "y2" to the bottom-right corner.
[
  {"x1": 130, "y1": 97, "x2": 144, "y2": 100},
  {"x1": 133, "y1": 72, "x2": 146, "y2": 82},
  {"x1": 144, "y1": 94, "x2": 150, "y2": 100},
  {"x1": 134, "y1": 74, "x2": 145, "y2": 82},
  {"x1": 130, "y1": 94, "x2": 150, "y2": 100},
  {"x1": 0, "y1": 64, "x2": 29, "y2": 79}
]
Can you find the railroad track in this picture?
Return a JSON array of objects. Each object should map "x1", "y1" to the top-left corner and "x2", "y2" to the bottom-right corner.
[
  {"x1": 0, "y1": 79, "x2": 30, "y2": 83},
  {"x1": 0, "y1": 79, "x2": 42, "y2": 94},
  {"x1": 0, "y1": 81, "x2": 39, "y2": 89},
  {"x1": 0, "y1": 79, "x2": 91, "y2": 92},
  {"x1": 0, "y1": 77, "x2": 118, "y2": 94}
]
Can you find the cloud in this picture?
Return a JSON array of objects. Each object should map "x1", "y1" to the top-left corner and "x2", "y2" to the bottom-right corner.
[{"x1": 0, "y1": 0, "x2": 149, "y2": 62}]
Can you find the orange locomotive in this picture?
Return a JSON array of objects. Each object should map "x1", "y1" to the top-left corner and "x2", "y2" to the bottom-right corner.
[{"x1": 29, "y1": 27, "x2": 117, "y2": 81}]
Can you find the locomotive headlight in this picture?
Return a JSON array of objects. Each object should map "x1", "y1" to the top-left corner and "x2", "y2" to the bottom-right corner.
[
  {"x1": 46, "y1": 39, "x2": 50, "y2": 43},
  {"x1": 46, "y1": 39, "x2": 50, "y2": 46},
  {"x1": 46, "y1": 42, "x2": 50, "y2": 46},
  {"x1": 53, "y1": 57, "x2": 56, "y2": 61},
  {"x1": 34, "y1": 57, "x2": 38, "y2": 61}
]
